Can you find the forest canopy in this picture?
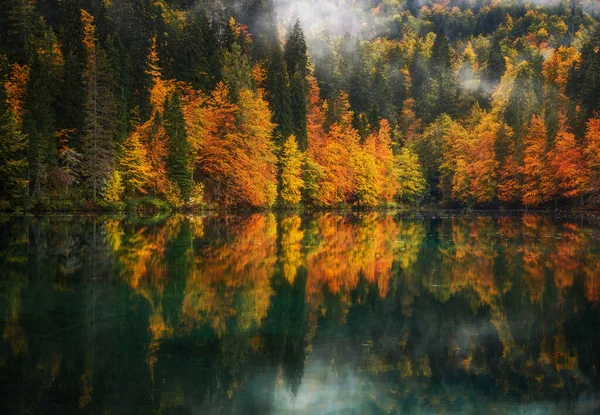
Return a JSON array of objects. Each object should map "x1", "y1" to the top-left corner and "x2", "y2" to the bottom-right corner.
[{"x1": 1, "y1": 0, "x2": 600, "y2": 210}]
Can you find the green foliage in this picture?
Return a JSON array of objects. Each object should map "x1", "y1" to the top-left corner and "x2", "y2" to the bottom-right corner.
[
  {"x1": 164, "y1": 92, "x2": 192, "y2": 201},
  {"x1": 0, "y1": 107, "x2": 27, "y2": 203}
]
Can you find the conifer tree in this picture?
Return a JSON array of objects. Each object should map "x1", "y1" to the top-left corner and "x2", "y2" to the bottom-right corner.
[
  {"x1": 284, "y1": 20, "x2": 308, "y2": 79},
  {"x1": 81, "y1": 11, "x2": 116, "y2": 202},
  {"x1": 284, "y1": 21, "x2": 308, "y2": 149},
  {"x1": 266, "y1": 39, "x2": 292, "y2": 139},
  {"x1": 165, "y1": 92, "x2": 192, "y2": 201}
]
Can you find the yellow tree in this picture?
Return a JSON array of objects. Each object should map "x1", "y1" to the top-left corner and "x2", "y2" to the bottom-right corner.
[
  {"x1": 373, "y1": 119, "x2": 398, "y2": 203},
  {"x1": 469, "y1": 112, "x2": 501, "y2": 204},
  {"x1": 395, "y1": 147, "x2": 426, "y2": 204},
  {"x1": 120, "y1": 130, "x2": 151, "y2": 195},
  {"x1": 280, "y1": 135, "x2": 304, "y2": 207}
]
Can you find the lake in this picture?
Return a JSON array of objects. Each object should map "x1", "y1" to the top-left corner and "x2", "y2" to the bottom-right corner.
[{"x1": 0, "y1": 212, "x2": 599, "y2": 414}]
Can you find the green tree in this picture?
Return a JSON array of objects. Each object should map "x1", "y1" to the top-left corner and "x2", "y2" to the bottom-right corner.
[
  {"x1": 0, "y1": 105, "x2": 28, "y2": 203},
  {"x1": 81, "y1": 11, "x2": 116, "y2": 202},
  {"x1": 164, "y1": 92, "x2": 192, "y2": 202},
  {"x1": 284, "y1": 21, "x2": 308, "y2": 149},
  {"x1": 266, "y1": 39, "x2": 292, "y2": 139},
  {"x1": 222, "y1": 42, "x2": 253, "y2": 103}
]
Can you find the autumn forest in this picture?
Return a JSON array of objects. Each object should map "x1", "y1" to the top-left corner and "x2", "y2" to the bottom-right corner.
[{"x1": 2, "y1": 0, "x2": 600, "y2": 211}]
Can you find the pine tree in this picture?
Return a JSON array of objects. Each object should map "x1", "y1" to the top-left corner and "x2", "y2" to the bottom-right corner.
[
  {"x1": 58, "y1": 0, "x2": 86, "y2": 148},
  {"x1": 284, "y1": 20, "x2": 308, "y2": 149},
  {"x1": 289, "y1": 70, "x2": 307, "y2": 150},
  {"x1": 505, "y1": 63, "x2": 535, "y2": 136},
  {"x1": 24, "y1": 48, "x2": 58, "y2": 196},
  {"x1": 428, "y1": 29, "x2": 457, "y2": 120},
  {"x1": 486, "y1": 35, "x2": 505, "y2": 84},
  {"x1": 266, "y1": 39, "x2": 292, "y2": 139},
  {"x1": 165, "y1": 92, "x2": 192, "y2": 202},
  {"x1": 81, "y1": 11, "x2": 116, "y2": 202},
  {"x1": 284, "y1": 20, "x2": 308, "y2": 79},
  {"x1": 222, "y1": 41, "x2": 253, "y2": 103}
]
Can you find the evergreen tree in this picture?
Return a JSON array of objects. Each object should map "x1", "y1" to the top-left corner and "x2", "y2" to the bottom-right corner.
[
  {"x1": 23, "y1": 50, "x2": 57, "y2": 196},
  {"x1": 567, "y1": 26, "x2": 600, "y2": 121},
  {"x1": 428, "y1": 28, "x2": 457, "y2": 120},
  {"x1": 283, "y1": 21, "x2": 308, "y2": 149},
  {"x1": 221, "y1": 42, "x2": 253, "y2": 102},
  {"x1": 284, "y1": 20, "x2": 309, "y2": 79},
  {"x1": 165, "y1": 92, "x2": 192, "y2": 201},
  {"x1": 81, "y1": 11, "x2": 116, "y2": 202},
  {"x1": 486, "y1": 35, "x2": 505, "y2": 84},
  {"x1": 58, "y1": 0, "x2": 86, "y2": 148},
  {"x1": 505, "y1": 63, "x2": 535, "y2": 136},
  {"x1": 289, "y1": 70, "x2": 307, "y2": 150},
  {"x1": 266, "y1": 39, "x2": 292, "y2": 139}
]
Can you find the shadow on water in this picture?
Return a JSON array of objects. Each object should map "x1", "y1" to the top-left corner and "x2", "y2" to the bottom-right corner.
[{"x1": 0, "y1": 211, "x2": 599, "y2": 413}]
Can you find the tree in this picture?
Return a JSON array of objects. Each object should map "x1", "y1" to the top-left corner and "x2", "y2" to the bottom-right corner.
[
  {"x1": 120, "y1": 130, "x2": 151, "y2": 196},
  {"x1": 413, "y1": 114, "x2": 453, "y2": 199},
  {"x1": 505, "y1": 62, "x2": 536, "y2": 136},
  {"x1": 584, "y1": 116, "x2": 600, "y2": 200},
  {"x1": 280, "y1": 135, "x2": 304, "y2": 207},
  {"x1": 105, "y1": 169, "x2": 124, "y2": 202},
  {"x1": 486, "y1": 35, "x2": 505, "y2": 85},
  {"x1": 428, "y1": 29, "x2": 457, "y2": 120},
  {"x1": 221, "y1": 41, "x2": 253, "y2": 102},
  {"x1": 395, "y1": 147, "x2": 426, "y2": 204},
  {"x1": 469, "y1": 111, "x2": 501, "y2": 204},
  {"x1": 354, "y1": 134, "x2": 379, "y2": 208},
  {"x1": 81, "y1": 10, "x2": 115, "y2": 202},
  {"x1": 0, "y1": 107, "x2": 28, "y2": 203},
  {"x1": 266, "y1": 40, "x2": 292, "y2": 139},
  {"x1": 371, "y1": 119, "x2": 398, "y2": 204},
  {"x1": 198, "y1": 83, "x2": 277, "y2": 208},
  {"x1": 58, "y1": 0, "x2": 86, "y2": 148},
  {"x1": 522, "y1": 115, "x2": 556, "y2": 206},
  {"x1": 284, "y1": 21, "x2": 308, "y2": 150},
  {"x1": 549, "y1": 128, "x2": 589, "y2": 200},
  {"x1": 24, "y1": 39, "x2": 61, "y2": 196},
  {"x1": 284, "y1": 20, "x2": 308, "y2": 79},
  {"x1": 164, "y1": 92, "x2": 192, "y2": 202},
  {"x1": 0, "y1": 63, "x2": 28, "y2": 203},
  {"x1": 289, "y1": 70, "x2": 307, "y2": 149}
]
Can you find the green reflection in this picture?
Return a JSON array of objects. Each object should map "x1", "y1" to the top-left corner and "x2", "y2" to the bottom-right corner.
[{"x1": 0, "y1": 212, "x2": 599, "y2": 413}]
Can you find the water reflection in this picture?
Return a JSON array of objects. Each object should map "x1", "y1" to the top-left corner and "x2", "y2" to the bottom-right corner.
[{"x1": 0, "y1": 212, "x2": 599, "y2": 413}]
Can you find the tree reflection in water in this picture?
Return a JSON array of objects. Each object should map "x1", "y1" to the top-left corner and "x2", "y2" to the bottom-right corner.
[{"x1": 0, "y1": 212, "x2": 599, "y2": 413}]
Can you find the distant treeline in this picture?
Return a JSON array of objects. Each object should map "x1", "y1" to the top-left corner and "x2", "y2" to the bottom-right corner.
[{"x1": 1, "y1": 0, "x2": 600, "y2": 210}]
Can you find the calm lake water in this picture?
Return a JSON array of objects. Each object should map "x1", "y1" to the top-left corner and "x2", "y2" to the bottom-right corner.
[{"x1": 1, "y1": 212, "x2": 599, "y2": 414}]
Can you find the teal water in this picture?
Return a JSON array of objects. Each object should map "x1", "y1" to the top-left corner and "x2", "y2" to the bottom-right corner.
[{"x1": 0, "y1": 212, "x2": 599, "y2": 414}]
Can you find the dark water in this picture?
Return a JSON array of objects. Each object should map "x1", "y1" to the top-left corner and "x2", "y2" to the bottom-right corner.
[{"x1": 1, "y1": 212, "x2": 600, "y2": 414}]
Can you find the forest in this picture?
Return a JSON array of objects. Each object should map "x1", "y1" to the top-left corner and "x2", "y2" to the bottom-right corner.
[{"x1": 1, "y1": 0, "x2": 600, "y2": 211}]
